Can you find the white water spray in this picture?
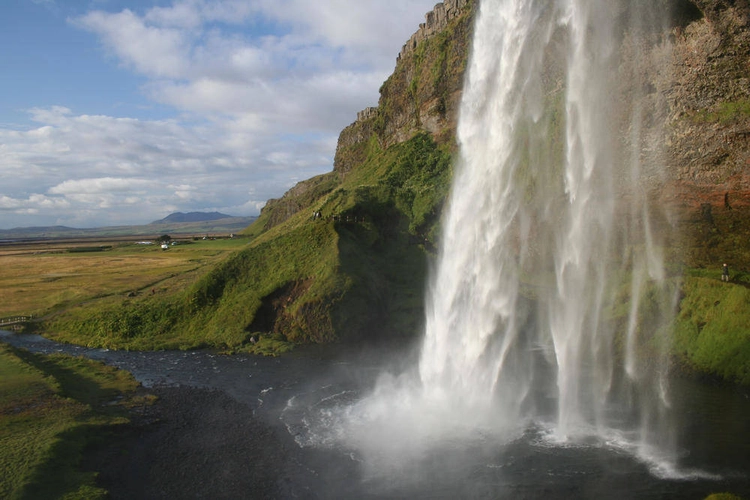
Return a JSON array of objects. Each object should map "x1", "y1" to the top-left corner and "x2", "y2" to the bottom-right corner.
[
  {"x1": 295, "y1": 0, "x2": 681, "y2": 480},
  {"x1": 420, "y1": 0, "x2": 676, "y2": 454}
]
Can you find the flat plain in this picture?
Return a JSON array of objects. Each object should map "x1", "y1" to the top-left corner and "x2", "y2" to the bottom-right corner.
[{"x1": 0, "y1": 236, "x2": 248, "y2": 320}]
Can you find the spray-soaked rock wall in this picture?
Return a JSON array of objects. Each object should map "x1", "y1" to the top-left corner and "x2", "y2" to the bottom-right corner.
[{"x1": 662, "y1": 1, "x2": 750, "y2": 267}]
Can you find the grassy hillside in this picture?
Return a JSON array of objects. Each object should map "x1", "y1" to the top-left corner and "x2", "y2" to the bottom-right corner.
[
  {"x1": 45, "y1": 134, "x2": 453, "y2": 352},
  {"x1": 0, "y1": 344, "x2": 143, "y2": 499},
  {"x1": 673, "y1": 271, "x2": 750, "y2": 385}
]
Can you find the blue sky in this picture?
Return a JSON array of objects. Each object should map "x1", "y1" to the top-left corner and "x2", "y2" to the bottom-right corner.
[{"x1": 0, "y1": 0, "x2": 438, "y2": 228}]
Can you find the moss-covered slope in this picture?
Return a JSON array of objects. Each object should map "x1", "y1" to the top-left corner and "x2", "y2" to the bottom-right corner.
[
  {"x1": 44, "y1": 2, "x2": 474, "y2": 352},
  {"x1": 46, "y1": 132, "x2": 454, "y2": 352},
  {"x1": 208, "y1": 133, "x2": 454, "y2": 346}
]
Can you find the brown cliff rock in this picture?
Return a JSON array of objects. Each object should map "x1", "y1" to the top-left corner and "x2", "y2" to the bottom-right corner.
[
  {"x1": 691, "y1": 0, "x2": 750, "y2": 26},
  {"x1": 334, "y1": 0, "x2": 475, "y2": 178},
  {"x1": 263, "y1": 1, "x2": 476, "y2": 227},
  {"x1": 661, "y1": 2, "x2": 750, "y2": 266},
  {"x1": 266, "y1": 0, "x2": 749, "y2": 268}
]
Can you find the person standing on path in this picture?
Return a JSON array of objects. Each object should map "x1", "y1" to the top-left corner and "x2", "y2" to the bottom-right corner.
[{"x1": 722, "y1": 263, "x2": 730, "y2": 282}]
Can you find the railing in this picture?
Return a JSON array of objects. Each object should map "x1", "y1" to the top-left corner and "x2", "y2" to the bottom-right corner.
[{"x1": 0, "y1": 315, "x2": 33, "y2": 327}]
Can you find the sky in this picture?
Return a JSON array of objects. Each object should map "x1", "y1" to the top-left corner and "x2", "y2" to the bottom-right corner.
[{"x1": 0, "y1": 0, "x2": 439, "y2": 229}]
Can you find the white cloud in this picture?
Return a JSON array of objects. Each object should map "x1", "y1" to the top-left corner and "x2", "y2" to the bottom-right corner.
[
  {"x1": 0, "y1": 196, "x2": 22, "y2": 210},
  {"x1": 74, "y1": 9, "x2": 190, "y2": 78},
  {"x1": 49, "y1": 177, "x2": 153, "y2": 195},
  {"x1": 0, "y1": 104, "x2": 333, "y2": 227},
  {"x1": 1, "y1": 0, "x2": 439, "y2": 228},
  {"x1": 72, "y1": 0, "x2": 433, "y2": 129},
  {"x1": 144, "y1": 2, "x2": 204, "y2": 29}
]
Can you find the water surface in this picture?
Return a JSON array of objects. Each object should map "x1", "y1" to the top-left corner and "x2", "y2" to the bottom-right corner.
[{"x1": 3, "y1": 331, "x2": 748, "y2": 499}]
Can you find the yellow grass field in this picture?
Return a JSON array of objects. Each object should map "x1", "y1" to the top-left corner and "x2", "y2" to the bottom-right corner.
[{"x1": 0, "y1": 236, "x2": 248, "y2": 319}]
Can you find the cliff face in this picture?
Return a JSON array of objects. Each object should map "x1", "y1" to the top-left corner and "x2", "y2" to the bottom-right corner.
[
  {"x1": 262, "y1": 0, "x2": 476, "y2": 229},
  {"x1": 692, "y1": 0, "x2": 749, "y2": 24},
  {"x1": 661, "y1": 1, "x2": 750, "y2": 267},
  {"x1": 334, "y1": 0, "x2": 475, "y2": 176},
  {"x1": 241, "y1": 0, "x2": 750, "y2": 345},
  {"x1": 332, "y1": 0, "x2": 750, "y2": 267},
  {"x1": 669, "y1": 18, "x2": 749, "y2": 189},
  {"x1": 398, "y1": 0, "x2": 472, "y2": 61}
]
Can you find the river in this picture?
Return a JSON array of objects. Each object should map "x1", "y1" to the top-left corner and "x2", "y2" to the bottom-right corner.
[{"x1": 2, "y1": 330, "x2": 748, "y2": 499}]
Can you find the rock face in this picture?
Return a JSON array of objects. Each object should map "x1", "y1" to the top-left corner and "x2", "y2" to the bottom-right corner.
[
  {"x1": 259, "y1": 173, "x2": 338, "y2": 229},
  {"x1": 692, "y1": 0, "x2": 750, "y2": 24},
  {"x1": 397, "y1": 0, "x2": 472, "y2": 62},
  {"x1": 659, "y1": 1, "x2": 750, "y2": 267},
  {"x1": 667, "y1": 14, "x2": 749, "y2": 199},
  {"x1": 334, "y1": 0, "x2": 475, "y2": 177},
  {"x1": 267, "y1": 0, "x2": 749, "y2": 268},
  {"x1": 259, "y1": 1, "x2": 475, "y2": 231}
]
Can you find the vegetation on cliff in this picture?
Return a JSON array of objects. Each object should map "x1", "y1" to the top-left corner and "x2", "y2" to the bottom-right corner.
[
  {"x1": 663, "y1": 1, "x2": 750, "y2": 384},
  {"x1": 36, "y1": 0, "x2": 750, "y2": 385},
  {"x1": 45, "y1": 132, "x2": 453, "y2": 352},
  {"x1": 43, "y1": 2, "x2": 474, "y2": 353},
  {"x1": 674, "y1": 272, "x2": 750, "y2": 385}
]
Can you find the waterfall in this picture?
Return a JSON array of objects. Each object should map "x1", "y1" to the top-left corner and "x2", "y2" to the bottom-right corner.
[
  {"x1": 420, "y1": 0, "x2": 676, "y2": 457},
  {"x1": 296, "y1": 0, "x2": 682, "y2": 481}
]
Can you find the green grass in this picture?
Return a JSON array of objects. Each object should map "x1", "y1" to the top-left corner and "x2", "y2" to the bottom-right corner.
[
  {"x1": 691, "y1": 99, "x2": 750, "y2": 124},
  {"x1": 234, "y1": 333, "x2": 295, "y2": 356},
  {"x1": 45, "y1": 218, "x2": 343, "y2": 350},
  {"x1": 42, "y1": 133, "x2": 452, "y2": 352},
  {"x1": 596, "y1": 265, "x2": 750, "y2": 386},
  {"x1": 0, "y1": 237, "x2": 247, "y2": 319},
  {"x1": 0, "y1": 344, "x2": 142, "y2": 499},
  {"x1": 673, "y1": 274, "x2": 750, "y2": 385}
]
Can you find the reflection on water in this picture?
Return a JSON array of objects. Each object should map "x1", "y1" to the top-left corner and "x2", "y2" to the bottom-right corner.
[{"x1": 2, "y1": 330, "x2": 748, "y2": 498}]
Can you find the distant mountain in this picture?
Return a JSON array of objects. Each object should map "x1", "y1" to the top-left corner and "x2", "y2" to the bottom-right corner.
[
  {"x1": 6, "y1": 225, "x2": 77, "y2": 234},
  {"x1": 152, "y1": 212, "x2": 235, "y2": 224},
  {"x1": 0, "y1": 214, "x2": 257, "y2": 240}
]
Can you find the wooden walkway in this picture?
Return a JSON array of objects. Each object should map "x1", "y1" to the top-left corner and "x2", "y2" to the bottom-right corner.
[{"x1": 0, "y1": 315, "x2": 33, "y2": 327}]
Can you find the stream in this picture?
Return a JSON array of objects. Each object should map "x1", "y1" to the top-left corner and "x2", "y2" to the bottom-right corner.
[{"x1": 2, "y1": 330, "x2": 749, "y2": 499}]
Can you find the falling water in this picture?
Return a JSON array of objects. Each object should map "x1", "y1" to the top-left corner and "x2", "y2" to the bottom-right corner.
[
  {"x1": 420, "y1": 0, "x2": 677, "y2": 461},
  {"x1": 293, "y1": 0, "x2": 686, "y2": 485}
]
